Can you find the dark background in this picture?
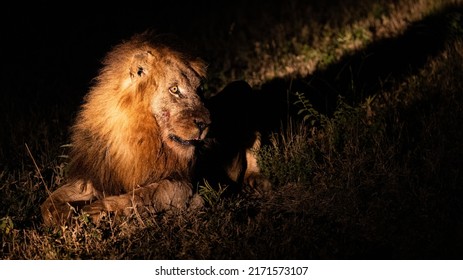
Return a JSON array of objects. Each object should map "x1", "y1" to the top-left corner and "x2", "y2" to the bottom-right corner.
[
  {"x1": 2, "y1": 2, "x2": 233, "y2": 97},
  {"x1": 1, "y1": 1, "x2": 294, "y2": 93}
]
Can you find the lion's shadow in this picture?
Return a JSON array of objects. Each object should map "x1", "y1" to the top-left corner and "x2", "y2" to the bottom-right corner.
[
  {"x1": 196, "y1": 3, "x2": 462, "y2": 192},
  {"x1": 215, "y1": 3, "x2": 461, "y2": 137}
]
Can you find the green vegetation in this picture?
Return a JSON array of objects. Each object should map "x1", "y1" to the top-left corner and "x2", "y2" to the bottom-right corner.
[{"x1": 1, "y1": 0, "x2": 462, "y2": 259}]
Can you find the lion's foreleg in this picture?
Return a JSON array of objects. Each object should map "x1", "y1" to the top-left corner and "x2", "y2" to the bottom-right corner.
[
  {"x1": 81, "y1": 179, "x2": 203, "y2": 222},
  {"x1": 41, "y1": 180, "x2": 99, "y2": 226},
  {"x1": 244, "y1": 132, "x2": 272, "y2": 194}
]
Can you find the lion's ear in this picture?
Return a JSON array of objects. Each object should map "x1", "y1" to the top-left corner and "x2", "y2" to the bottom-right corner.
[
  {"x1": 129, "y1": 51, "x2": 154, "y2": 80},
  {"x1": 190, "y1": 58, "x2": 207, "y2": 79}
]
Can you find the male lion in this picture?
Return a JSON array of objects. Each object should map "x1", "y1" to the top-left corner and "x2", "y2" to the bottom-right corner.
[{"x1": 41, "y1": 31, "x2": 210, "y2": 226}]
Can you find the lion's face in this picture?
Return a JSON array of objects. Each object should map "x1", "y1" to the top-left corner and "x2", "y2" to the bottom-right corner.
[
  {"x1": 140, "y1": 48, "x2": 211, "y2": 153},
  {"x1": 86, "y1": 35, "x2": 211, "y2": 163}
]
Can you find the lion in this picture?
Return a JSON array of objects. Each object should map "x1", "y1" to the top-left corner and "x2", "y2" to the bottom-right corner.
[{"x1": 41, "y1": 31, "x2": 211, "y2": 226}]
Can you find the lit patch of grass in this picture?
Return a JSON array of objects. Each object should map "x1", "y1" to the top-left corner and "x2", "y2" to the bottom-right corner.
[
  {"x1": 206, "y1": 0, "x2": 454, "y2": 88},
  {"x1": 198, "y1": 179, "x2": 228, "y2": 208}
]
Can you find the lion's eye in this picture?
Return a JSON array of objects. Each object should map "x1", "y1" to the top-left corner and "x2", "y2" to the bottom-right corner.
[{"x1": 169, "y1": 86, "x2": 181, "y2": 96}]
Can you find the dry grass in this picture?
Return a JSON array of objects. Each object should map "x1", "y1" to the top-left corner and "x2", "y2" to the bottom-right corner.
[{"x1": 1, "y1": 0, "x2": 462, "y2": 259}]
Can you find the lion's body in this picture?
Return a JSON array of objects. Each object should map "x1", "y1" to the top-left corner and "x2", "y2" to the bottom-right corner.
[{"x1": 41, "y1": 32, "x2": 210, "y2": 225}]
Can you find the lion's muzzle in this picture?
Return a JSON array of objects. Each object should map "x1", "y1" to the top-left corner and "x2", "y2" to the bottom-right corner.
[{"x1": 169, "y1": 107, "x2": 210, "y2": 146}]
